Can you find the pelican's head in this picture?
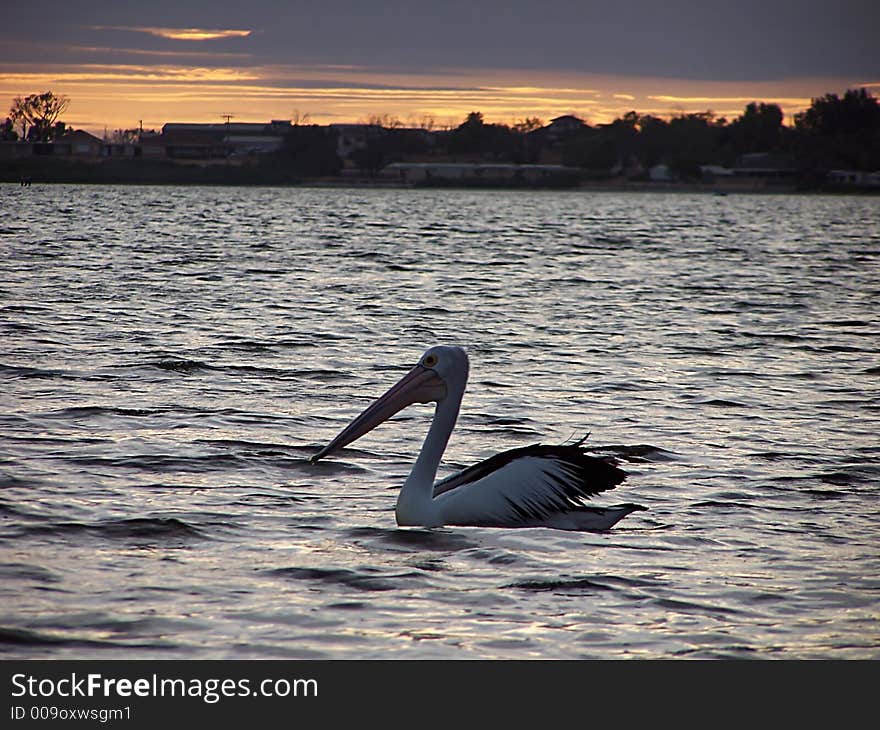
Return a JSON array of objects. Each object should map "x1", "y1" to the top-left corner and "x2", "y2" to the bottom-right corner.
[{"x1": 310, "y1": 345, "x2": 469, "y2": 463}]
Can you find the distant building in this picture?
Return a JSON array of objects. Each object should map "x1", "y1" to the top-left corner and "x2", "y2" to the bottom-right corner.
[
  {"x1": 159, "y1": 126, "x2": 228, "y2": 160},
  {"x1": 827, "y1": 169, "x2": 880, "y2": 186},
  {"x1": 151, "y1": 120, "x2": 293, "y2": 160},
  {"x1": 548, "y1": 115, "x2": 587, "y2": 133},
  {"x1": 733, "y1": 152, "x2": 797, "y2": 180},
  {"x1": 47, "y1": 130, "x2": 104, "y2": 157},
  {"x1": 700, "y1": 165, "x2": 735, "y2": 182},
  {"x1": 103, "y1": 140, "x2": 140, "y2": 158},
  {"x1": 0, "y1": 141, "x2": 34, "y2": 159},
  {"x1": 648, "y1": 163, "x2": 675, "y2": 182},
  {"x1": 329, "y1": 123, "x2": 384, "y2": 160},
  {"x1": 539, "y1": 115, "x2": 588, "y2": 145},
  {"x1": 1, "y1": 131, "x2": 104, "y2": 159},
  {"x1": 381, "y1": 161, "x2": 581, "y2": 186}
]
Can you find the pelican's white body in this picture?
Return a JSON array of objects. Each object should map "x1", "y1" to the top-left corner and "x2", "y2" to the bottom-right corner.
[{"x1": 313, "y1": 346, "x2": 645, "y2": 532}]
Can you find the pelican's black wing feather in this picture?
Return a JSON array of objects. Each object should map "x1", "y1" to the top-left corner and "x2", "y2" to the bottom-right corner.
[{"x1": 432, "y1": 441, "x2": 626, "y2": 504}]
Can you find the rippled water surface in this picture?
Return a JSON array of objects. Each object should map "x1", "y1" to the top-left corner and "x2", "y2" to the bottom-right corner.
[{"x1": 1, "y1": 184, "x2": 878, "y2": 658}]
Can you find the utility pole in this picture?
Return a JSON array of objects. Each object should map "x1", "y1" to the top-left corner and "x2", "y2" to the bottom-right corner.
[{"x1": 220, "y1": 114, "x2": 234, "y2": 162}]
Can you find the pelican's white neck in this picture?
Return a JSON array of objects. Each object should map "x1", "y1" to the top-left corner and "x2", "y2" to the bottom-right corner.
[{"x1": 395, "y1": 370, "x2": 466, "y2": 526}]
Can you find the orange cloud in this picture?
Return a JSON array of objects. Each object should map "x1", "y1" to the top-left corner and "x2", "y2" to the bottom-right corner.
[
  {"x1": 0, "y1": 58, "x2": 865, "y2": 135},
  {"x1": 1, "y1": 64, "x2": 260, "y2": 84},
  {"x1": 88, "y1": 26, "x2": 253, "y2": 41},
  {"x1": 66, "y1": 45, "x2": 253, "y2": 59},
  {"x1": 648, "y1": 94, "x2": 811, "y2": 105}
]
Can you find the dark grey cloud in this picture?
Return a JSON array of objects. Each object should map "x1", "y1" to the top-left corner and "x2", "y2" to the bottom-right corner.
[{"x1": 4, "y1": 0, "x2": 878, "y2": 81}]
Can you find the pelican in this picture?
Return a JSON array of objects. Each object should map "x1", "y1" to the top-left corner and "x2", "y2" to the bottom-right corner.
[{"x1": 311, "y1": 346, "x2": 646, "y2": 531}]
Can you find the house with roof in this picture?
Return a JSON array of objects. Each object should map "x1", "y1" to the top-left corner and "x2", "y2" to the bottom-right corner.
[
  {"x1": 380, "y1": 161, "x2": 581, "y2": 187},
  {"x1": 43, "y1": 130, "x2": 104, "y2": 157},
  {"x1": 732, "y1": 152, "x2": 798, "y2": 180},
  {"x1": 147, "y1": 120, "x2": 293, "y2": 160},
  {"x1": 539, "y1": 115, "x2": 588, "y2": 145},
  {"x1": 329, "y1": 123, "x2": 384, "y2": 161}
]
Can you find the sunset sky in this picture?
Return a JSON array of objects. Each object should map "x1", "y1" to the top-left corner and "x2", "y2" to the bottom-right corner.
[{"x1": 2, "y1": 0, "x2": 877, "y2": 136}]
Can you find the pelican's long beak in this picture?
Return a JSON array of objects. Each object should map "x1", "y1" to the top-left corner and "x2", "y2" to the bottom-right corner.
[{"x1": 310, "y1": 364, "x2": 446, "y2": 463}]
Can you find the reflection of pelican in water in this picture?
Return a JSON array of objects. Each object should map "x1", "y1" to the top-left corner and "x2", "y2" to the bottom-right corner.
[{"x1": 312, "y1": 346, "x2": 646, "y2": 531}]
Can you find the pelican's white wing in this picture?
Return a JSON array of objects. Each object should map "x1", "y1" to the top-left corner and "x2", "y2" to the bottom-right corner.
[{"x1": 432, "y1": 443, "x2": 635, "y2": 528}]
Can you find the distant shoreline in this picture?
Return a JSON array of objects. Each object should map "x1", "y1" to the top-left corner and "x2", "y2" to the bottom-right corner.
[{"x1": 2, "y1": 158, "x2": 877, "y2": 195}]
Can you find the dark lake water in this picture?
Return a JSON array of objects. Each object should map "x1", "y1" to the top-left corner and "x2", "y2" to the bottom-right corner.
[{"x1": 1, "y1": 184, "x2": 878, "y2": 658}]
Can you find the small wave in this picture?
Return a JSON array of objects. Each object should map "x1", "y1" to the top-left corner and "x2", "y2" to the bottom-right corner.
[
  {"x1": 478, "y1": 415, "x2": 540, "y2": 426},
  {"x1": 267, "y1": 566, "x2": 426, "y2": 592},
  {"x1": 692, "y1": 499, "x2": 756, "y2": 510},
  {"x1": 740, "y1": 331, "x2": 809, "y2": 342},
  {"x1": 0, "y1": 562, "x2": 60, "y2": 583},
  {"x1": 275, "y1": 338, "x2": 319, "y2": 349},
  {"x1": 816, "y1": 471, "x2": 864, "y2": 486},
  {"x1": 0, "y1": 304, "x2": 51, "y2": 313},
  {"x1": 0, "y1": 474, "x2": 44, "y2": 490},
  {"x1": 344, "y1": 526, "x2": 478, "y2": 552},
  {"x1": 652, "y1": 597, "x2": 742, "y2": 616},
  {"x1": 820, "y1": 319, "x2": 872, "y2": 328},
  {"x1": 18, "y1": 517, "x2": 205, "y2": 541},
  {"x1": 146, "y1": 359, "x2": 214, "y2": 374},
  {"x1": 61, "y1": 452, "x2": 245, "y2": 472},
  {"x1": 195, "y1": 438, "x2": 302, "y2": 454},
  {"x1": 507, "y1": 577, "x2": 618, "y2": 593},
  {"x1": 306, "y1": 458, "x2": 372, "y2": 476},
  {"x1": 751, "y1": 451, "x2": 790, "y2": 462},
  {"x1": 0, "y1": 627, "x2": 104, "y2": 648},
  {"x1": 325, "y1": 601, "x2": 367, "y2": 611},
  {"x1": 471, "y1": 426, "x2": 545, "y2": 438},
  {"x1": 478, "y1": 379, "x2": 515, "y2": 389},
  {"x1": 0, "y1": 363, "x2": 64, "y2": 380},
  {"x1": 819, "y1": 344, "x2": 868, "y2": 353},
  {"x1": 699, "y1": 398, "x2": 750, "y2": 408},
  {"x1": 801, "y1": 488, "x2": 848, "y2": 498},
  {"x1": 285, "y1": 368, "x2": 348, "y2": 380},
  {"x1": 593, "y1": 444, "x2": 677, "y2": 462},
  {"x1": 215, "y1": 339, "x2": 277, "y2": 352},
  {"x1": 600, "y1": 381, "x2": 645, "y2": 392},
  {"x1": 0, "y1": 499, "x2": 45, "y2": 519},
  {"x1": 463, "y1": 547, "x2": 523, "y2": 566},
  {"x1": 0, "y1": 626, "x2": 171, "y2": 650},
  {"x1": 41, "y1": 405, "x2": 160, "y2": 419}
]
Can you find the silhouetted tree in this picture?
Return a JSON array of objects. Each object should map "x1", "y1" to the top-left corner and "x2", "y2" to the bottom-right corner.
[
  {"x1": 728, "y1": 102, "x2": 784, "y2": 154},
  {"x1": 350, "y1": 135, "x2": 392, "y2": 175},
  {"x1": 631, "y1": 114, "x2": 669, "y2": 168},
  {"x1": 562, "y1": 113, "x2": 638, "y2": 171},
  {"x1": 794, "y1": 88, "x2": 880, "y2": 171},
  {"x1": 512, "y1": 117, "x2": 544, "y2": 134},
  {"x1": 364, "y1": 113, "x2": 404, "y2": 129},
  {"x1": 1, "y1": 117, "x2": 18, "y2": 141},
  {"x1": 8, "y1": 91, "x2": 70, "y2": 142},
  {"x1": 110, "y1": 128, "x2": 142, "y2": 144},
  {"x1": 448, "y1": 111, "x2": 517, "y2": 159},
  {"x1": 277, "y1": 124, "x2": 341, "y2": 177},
  {"x1": 664, "y1": 112, "x2": 725, "y2": 179},
  {"x1": 796, "y1": 88, "x2": 880, "y2": 136}
]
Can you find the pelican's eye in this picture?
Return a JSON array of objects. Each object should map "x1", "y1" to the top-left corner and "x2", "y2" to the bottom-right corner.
[{"x1": 422, "y1": 354, "x2": 438, "y2": 368}]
